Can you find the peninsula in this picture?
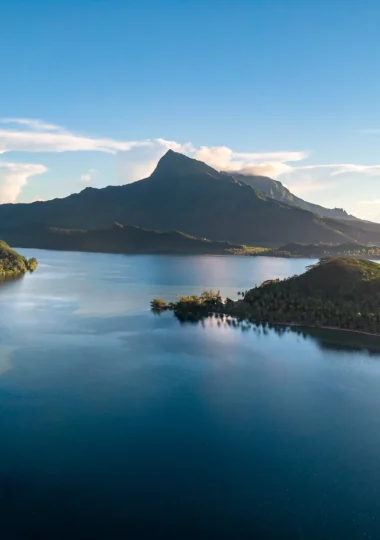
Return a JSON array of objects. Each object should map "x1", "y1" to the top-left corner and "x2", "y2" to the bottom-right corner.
[
  {"x1": 151, "y1": 258, "x2": 380, "y2": 335},
  {"x1": 0, "y1": 241, "x2": 38, "y2": 276}
]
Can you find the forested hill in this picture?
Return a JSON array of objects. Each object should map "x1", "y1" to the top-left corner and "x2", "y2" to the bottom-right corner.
[
  {"x1": 241, "y1": 258, "x2": 380, "y2": 333},
  {"x1": 0, "y1": 223, "x2": 242, "y2": 255},
  {"x1": 0, "y1": 241, "x2": 37, "y2": 276},
  {"x1": 154, "y1": 258, "x2": 380, "y2": 335},
  {"x1": 1, "y1": 150, "x2": 380, "y2": 247}
]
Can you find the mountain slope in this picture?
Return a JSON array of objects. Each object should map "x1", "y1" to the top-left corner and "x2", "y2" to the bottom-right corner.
[
  {"x1": 1, "y1": 150, "x2": 380, "y2": 247},
  {"x1": 232, "y1": 173, "x2": 357, "y2": 220},
  {"x1": 0, "y1": 223, "x2": 242, "y2": 254}
]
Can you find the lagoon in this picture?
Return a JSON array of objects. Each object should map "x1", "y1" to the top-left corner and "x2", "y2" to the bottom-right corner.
[{"x1": 1, "y1": 250, "x2": 380, "y2": 538}]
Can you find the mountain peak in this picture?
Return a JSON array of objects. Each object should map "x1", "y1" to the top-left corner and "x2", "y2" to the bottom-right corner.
[{"x1": 151, "y1": 149, "x2": 219, "y2": 177}]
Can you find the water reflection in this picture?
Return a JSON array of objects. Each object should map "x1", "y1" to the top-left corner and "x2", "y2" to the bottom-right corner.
[
  {"x1": 171, "y1": 313, "x2": 380, "y2": 355},
  {"x1": 0, "y1": 273, "x2": 25, "y2": 292}
]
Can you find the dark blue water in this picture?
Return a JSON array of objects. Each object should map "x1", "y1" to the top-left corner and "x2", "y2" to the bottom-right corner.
[{"x1": 1, "y1": 250, "x2": 380, "y2": 539}]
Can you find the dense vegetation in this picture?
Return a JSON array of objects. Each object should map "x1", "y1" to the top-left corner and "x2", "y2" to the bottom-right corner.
[
  {"x1": 152, "y1": 258, "x2": 380, "y2": 334},
  {"x1": 1, "y1": 150, "x2": 380, "y2": 248},
  {"x1": 264, "y1": 242, "x2": 380, "y2": 259},
  {"x1": 152, "y1": 290, "x2": 224, "y2": 321},
  {"x1": 0, "y1": 223, "x2": 245, "y2": 255},
  {"x1": 0, "y1": 241, "x2": 37, "y2": 276}
]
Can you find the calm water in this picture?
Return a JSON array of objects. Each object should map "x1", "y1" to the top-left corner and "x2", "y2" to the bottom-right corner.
[{"x1": 1, "y1": 250, "x2": 380, "y2": 539}]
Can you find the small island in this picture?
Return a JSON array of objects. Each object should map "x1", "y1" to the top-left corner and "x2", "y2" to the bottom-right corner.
[
  {"x1": 0, "y1": 241, "x2": 38, "y2": 276},
  {"x1": 151, "y1": 258, "x2": 380, "y2": 335}
]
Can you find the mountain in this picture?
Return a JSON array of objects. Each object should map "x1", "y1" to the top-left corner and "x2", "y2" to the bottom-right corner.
[
  {"x1": 231, "y1": 173, "x2": 357, "y2": 220},
  {"x1": 1, "y1": 150, "x2": 380, "y2": 247},
  {"x1": 0, "y1": 223, "x2": 242, "y2": 255}
]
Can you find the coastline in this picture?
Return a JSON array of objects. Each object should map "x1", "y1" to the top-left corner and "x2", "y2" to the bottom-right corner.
[
  {"x1": 270, "y1": 321, "x2": 380, "y2": 338},
  {"x1": 8, "y1": 243, "x2": 380, "y2": 259}
]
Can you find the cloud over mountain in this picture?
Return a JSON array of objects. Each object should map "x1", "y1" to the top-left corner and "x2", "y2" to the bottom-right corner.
[
  {"x1": 0, "y1": 161, "x2": 47, "y2": 203},
  {"x1": 0, "y1": 117, "x2": 379, "y2": 216}
]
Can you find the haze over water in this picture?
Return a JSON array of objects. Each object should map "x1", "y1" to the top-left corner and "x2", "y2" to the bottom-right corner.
[{"x1": 1, "y1": 250, "x2": 380, "y2": 539}]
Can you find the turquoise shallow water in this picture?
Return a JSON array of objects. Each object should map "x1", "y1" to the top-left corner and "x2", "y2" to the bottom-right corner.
[{"x1": 1, "y1": 250, "x2": 380, "y2": 539}]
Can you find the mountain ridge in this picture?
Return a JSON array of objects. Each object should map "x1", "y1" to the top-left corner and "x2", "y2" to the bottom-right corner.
[
  {"x1": 230, "y1": 172, "x2": 358, "y2": 221},
  {"x1": 0, "y1": 150, "x2": 380, "y2": 247}
]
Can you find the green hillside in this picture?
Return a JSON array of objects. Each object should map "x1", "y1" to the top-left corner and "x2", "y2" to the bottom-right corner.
[
  {"x1": 153, "y1": 258, "x2": 380, "y2": 334},
  {"x1": 0, "y1": 241, "x2": 37, "y2": 276},
  {"x1": 241, "y1": 258, "x2": 380, "y2": 332},
  {"x1": 0, "y1": 223, "x2": 243, "y2": 255}
]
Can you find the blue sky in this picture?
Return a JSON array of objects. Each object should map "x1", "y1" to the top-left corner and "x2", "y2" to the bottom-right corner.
[{"x1": 0, "y1": 0, "x2": 379, "y2": 219}]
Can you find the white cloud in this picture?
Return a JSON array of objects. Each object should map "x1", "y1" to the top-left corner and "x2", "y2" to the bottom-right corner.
[
  {"x1": 80, "y1": 168, "x2": 98, "y2": 184},
  {"x1": 295, "y1": 163, "x2": 380, "y2": 176},
  {"x1": 155, "y1": 138, "x2": 195, "y2": 155},
  {"x1": 0, "y1": 118, "x2": 63, "y2": 131},
  {"x1": 359, "y1": 199, "x2": 380, "y2": 205},
  {"x1": 0, "y1": 160, "x2": 47, "y2": 203},
  {"x1": 194, "y1": 146, "x2": 307, "y2": 178},
  {"x1": 81, "y1": 173, "x2": 92, "y2": 184},
  {"x1": 278, "y1": 163, "x2": 380, "y2": 199},
  {"x1": 2, "y1": 117, "x2": 380, "y2": 220},
  {"x1": 0, "y1": 119, "x2": 306, "y2": 180},
  {"x1": 116, "y1": 139, "x2": 197, "y2": 183},
  {"x1": 330, "y1": 164, "x2": 380, "y2": 176},
  {"x1": 0, "y1": 118, "x2": 151, "y2": 155},
  {"x1": 280, "y1": 171, "x2": 338, "y2": 197},
  {"x1": 0, "y1": 128, "x2": 150, "y2": 155}
]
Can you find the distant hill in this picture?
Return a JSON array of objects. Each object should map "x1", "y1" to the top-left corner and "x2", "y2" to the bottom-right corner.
[
  {"x1": 1, "y1": 223, "x2": 242, "y2": 255},
  {"x1": 1, "y1": 150, "x2": 380, "y2": 247},
  {"x1": 265, "y1": 242, "x2": 380, "y2": 259},
  {"x1": 232, "y1": 173, "x2": 358, "y2": 221},
  {"x1": 0, "y1": 241, "x2": 37, "y2": 276}
]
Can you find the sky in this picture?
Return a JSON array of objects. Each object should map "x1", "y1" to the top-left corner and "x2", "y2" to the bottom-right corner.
[{"x1": 0, "y1": 0, "x2": 380, "y2": 220}]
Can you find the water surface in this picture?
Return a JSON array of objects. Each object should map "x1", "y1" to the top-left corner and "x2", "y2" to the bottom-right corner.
[{"x1": 0, "y1": 250, "x2": 380, "y2": 539}]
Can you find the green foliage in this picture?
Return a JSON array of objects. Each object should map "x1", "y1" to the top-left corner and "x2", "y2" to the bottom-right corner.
[
  {"x1": 267, "y1": 242, "x2": 380, "y2": 259},
  {"x1": 151, "y1": 289, "x2": 223, "y2": 321},
  {"x1": 0, "y1": 241, "x2": 38, "y2": 276},
  {"x1": 27, "y1": 258, "x2": 38, "y2": 272},
  {"x1": 152, "y1": 258, "x2": 380, "y2": 335},
  {"x1": 242, "y1": 258, "x2": 380, "y2": 333},
  {"x1": 227, "y1": 246, "x2": 270, "y2": 255},
  {"x1": 151, "y1": 298, "x2": 168, "y2": 311}
]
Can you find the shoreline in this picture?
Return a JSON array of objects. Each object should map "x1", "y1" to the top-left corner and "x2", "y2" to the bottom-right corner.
[
  {"x1": 10, "y1": 246, "x2": 380, "y2": 260},
  {"x1": 269, "y1": 321, "x2": 380, "y2": 338},
  {"x1": 161, "y1": 307, "x2": 380, "y2": 339}
]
